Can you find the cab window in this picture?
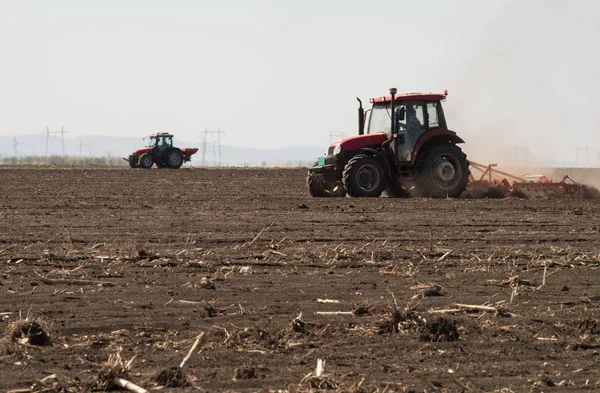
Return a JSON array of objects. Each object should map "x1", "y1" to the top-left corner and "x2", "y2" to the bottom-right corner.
[{"x1": 426, "y1": 102, "x2": 446, "y2": 129}]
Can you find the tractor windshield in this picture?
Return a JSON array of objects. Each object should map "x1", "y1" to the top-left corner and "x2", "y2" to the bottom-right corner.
[
  {"x1": 148, "y1": 136, "x2": 173, "y2": 148},
  {"x1": 368, "y1": 103, "x2": 393, "y2": 135}
]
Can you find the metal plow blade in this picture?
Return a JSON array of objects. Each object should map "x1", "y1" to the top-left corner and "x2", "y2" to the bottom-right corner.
[{"x1": 466, "y1": 161, "x2": 594, "y2": 199}]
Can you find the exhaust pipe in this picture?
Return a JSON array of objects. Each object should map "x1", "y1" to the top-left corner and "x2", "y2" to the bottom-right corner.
[
  {"x1": 389, "y1": 87, "x2": 397, "y2": 136},
  {"x1": 357, "y1": 97, "x2": 364, "y2": 135}
]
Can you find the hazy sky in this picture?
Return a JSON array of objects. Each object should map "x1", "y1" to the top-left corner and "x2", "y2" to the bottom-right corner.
[{"x1": 1, "y1": 0, "x2": 599, "y2": 164}]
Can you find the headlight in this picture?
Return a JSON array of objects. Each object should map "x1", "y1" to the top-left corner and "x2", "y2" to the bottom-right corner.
[{"x1": 333, "y1": 144, "x2": 342, "y2": 155}]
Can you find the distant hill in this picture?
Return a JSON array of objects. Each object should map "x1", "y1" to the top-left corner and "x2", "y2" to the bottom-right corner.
[{"x1": 0, "y1": 134, "x2": 325, "y2": 166}]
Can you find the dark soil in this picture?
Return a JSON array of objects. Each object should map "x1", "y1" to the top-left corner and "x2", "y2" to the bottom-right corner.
[{"x1": 0, "y1": 166, "x2": 599, "y2": 392}]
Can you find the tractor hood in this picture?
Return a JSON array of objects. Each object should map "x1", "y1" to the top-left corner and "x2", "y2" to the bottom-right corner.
[
  {"x1": 133, "y1": 147, "x2": 152, "y2": 157},
  {"x1": 332, "y1": 132, "x2": 387, "y2": 151}
]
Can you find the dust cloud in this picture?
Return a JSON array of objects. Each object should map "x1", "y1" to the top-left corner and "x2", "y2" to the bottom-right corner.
[{"x1": 447, "y1": 0, "x2": 600, "y2": 170}]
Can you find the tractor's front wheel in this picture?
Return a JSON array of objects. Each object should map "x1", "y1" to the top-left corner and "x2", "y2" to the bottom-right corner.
[
  {"x1": 414, "y1": 144, "x2": 469, "y2": 198},
  {"x1": 307, "y1": 171, "x2": 346, "y2": 198},
  {"x1": 342, "y1": 154, "x2": 388, "y2": 197},
  {"x1": 138, "y1": 153, "x2": 154, "y2": 169}
]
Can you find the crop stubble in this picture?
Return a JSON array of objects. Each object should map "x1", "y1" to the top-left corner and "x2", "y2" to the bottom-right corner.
[{"x1": 0, "y1": 167, "x2": 599, "y2": 392}]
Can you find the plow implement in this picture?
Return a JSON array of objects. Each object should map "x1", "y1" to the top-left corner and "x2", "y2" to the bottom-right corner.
[{"x1": 467, "y1": 161, "x2": 590, "y2": 198}]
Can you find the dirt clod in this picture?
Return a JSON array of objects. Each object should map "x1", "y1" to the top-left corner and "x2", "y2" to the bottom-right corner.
[
  {"x1": 3, "y1": 318, "x2": 51, "y2": 347},
  {"x1": 418, "y1": 316, "x2": 460, "y2": 342},
  {"x1": 153, "y1": 366, "x2": 187, "y2": 387},
  {"x1": 234, "y1": 366, "x2": 257, "y2": 380}
]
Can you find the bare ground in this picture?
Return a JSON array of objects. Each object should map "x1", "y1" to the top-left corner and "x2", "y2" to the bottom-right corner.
[{"x1": 0, "y1": 166, "x2": 599, "y2": 392}]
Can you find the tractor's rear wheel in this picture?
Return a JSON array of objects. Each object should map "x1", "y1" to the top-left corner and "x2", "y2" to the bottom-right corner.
[
  {"x1": 342, "y1": 154, "x2": 387, "y2": 197},
  {"x1": 166, "y1": 149, "x2": 183, "y2": 169},
  {"x1": 414, "y1": 144, "x2": 469, "y2": 198},
  {"x1": 138, "y1": 153, "x2": 154, "y2": 169},
  {"x1": 307, "y1": 171, "x2": 346, "y2": 198}
]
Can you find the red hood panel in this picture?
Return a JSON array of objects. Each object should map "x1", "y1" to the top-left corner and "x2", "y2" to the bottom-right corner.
[
  {"x1": 133, "y1": 147, "x2": 152, "y2": 157},
  {"x1": 336, "y1": 133, "x2": 387, "y2": 151}
]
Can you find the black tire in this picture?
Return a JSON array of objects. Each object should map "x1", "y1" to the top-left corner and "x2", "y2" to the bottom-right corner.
[
  {"x1": 138, "y1": 153, "x2": 153, "y2": 169},
  {"x1": 128, "y1": 160, "x2": 137, "y2": 169},
  {"x1": 414, "y1": 144, "x2": 469, "y2": 198},
  {"x1": 342, "y1": 154, "x2": 388, "y2": 197},
  {"x1": 307, "y1": 171, "x2": 347, "y2": 198},
  {"x1": 165, "y1": 149, "x2": 183, "y2": 169},
  {"x1": 307, "y1": 171, "x2": 329, "y2": 197},
  {"x1": 385, "y1": 180, "x2": 411, "y2": 198}
]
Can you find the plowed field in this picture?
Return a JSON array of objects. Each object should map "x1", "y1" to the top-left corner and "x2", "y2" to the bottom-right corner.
[{"x1": 1, "y1": 167, "x2": 599, "y2": 392}]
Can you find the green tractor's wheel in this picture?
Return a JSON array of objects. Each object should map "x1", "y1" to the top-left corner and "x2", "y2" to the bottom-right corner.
[{"x1": 138, "y1": 153, "x2": 154, "y2": 169}]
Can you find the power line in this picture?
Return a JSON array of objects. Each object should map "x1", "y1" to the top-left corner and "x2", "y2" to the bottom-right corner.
[
  {"x1": 201, "y1": 128, "x2": 225, "y2": 166},
  {"x1": 12, "y1": 135, "x2": 19, "y2": 157},
  {"x1": 43, "y1": 126, "x2": 68, "y2": 156}
]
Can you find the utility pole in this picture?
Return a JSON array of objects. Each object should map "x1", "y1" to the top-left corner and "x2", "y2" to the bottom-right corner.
[
  {"x1": 202, "y1": 129, "x2": 207, "y2": 166},
  {"x1": 12, "y1": 135, "x2": 19, "y2": 157},
  {"x1": 217, "y1": 127, "x2": 223, "y2": 166},
  {"x1": 201, "y1": 128, "x2": 225, "y2": 166},
  {"x1": 58, "y1": 126, "x2": 68, "y2": 156},
  {"x1": 43, "y1": 126, "x2": 68, "y2": 156}
]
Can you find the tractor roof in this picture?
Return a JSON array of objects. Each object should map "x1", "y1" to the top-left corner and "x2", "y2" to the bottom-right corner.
[
  {"x1": 150, "y1": 132, "x2": 173, "y2": 138},
  {"x1": 370, "y1": 92, "x2": 446, "y2": 103}
]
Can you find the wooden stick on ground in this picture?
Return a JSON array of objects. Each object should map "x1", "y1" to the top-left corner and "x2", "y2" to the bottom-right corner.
[
  {"x1": 437, "y1": 250, "x2": 454, "y2": 262},
  {"x1": 112, "y1": 376, "x2": 149, "y2": 393},
  {"x1": 178, "y1": 299, "x2": 203, "y2": 305},
  {"x1": 455, "y1": 304, "x2": 498, "y2": 312},
  {"x1": 315, "y1": 311, "x2": 353, "y2": 316},
  {"x1": 542, "y1": 264, "x2": 548, "y2": 286},
  {"x1": 40, "y1": 277, "x2": 116, "y2": 287},
  {"x1": 242, "y1": 224, "x2": 273, "y2": 248},
  {"x1": 315, "y1": 359, "x2": 325, "y2": 377},
  {"x1": 179, "y1": 332, "x2": 206, "y2": 370}
]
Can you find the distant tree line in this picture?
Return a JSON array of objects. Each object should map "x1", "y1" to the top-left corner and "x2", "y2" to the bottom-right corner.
[
  {"x1": 0, "y1": 155, "x2": 127, "y2": 166},
  {"x1": 0, "y1": 155, "x2": 312, "y2": 167}
]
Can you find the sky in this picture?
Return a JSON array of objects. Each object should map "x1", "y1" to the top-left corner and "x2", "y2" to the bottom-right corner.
[{"x1": 1, "y1": 0, "x2": 599, "y2": 165}]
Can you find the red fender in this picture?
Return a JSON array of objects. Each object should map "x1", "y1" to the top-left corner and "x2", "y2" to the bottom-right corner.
[{"x1": 412, "y1": 129, "x2": 465, "y2": 163}]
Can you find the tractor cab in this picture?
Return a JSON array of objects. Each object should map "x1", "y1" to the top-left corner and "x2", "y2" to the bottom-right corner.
[
  {"x1": 148, "y1": 133, "x2": 174, "y2": 155},
  {"x1": 360, "y1": 92, "x2": 450, "y2": 162}
]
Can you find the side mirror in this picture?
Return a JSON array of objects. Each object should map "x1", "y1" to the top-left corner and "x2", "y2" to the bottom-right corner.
[{"x1": 397, "y1": 106, "x2": 405, "y2": 121}]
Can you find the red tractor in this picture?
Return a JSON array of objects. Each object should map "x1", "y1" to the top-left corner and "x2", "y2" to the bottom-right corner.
[
  {"x1": 307, "y1": 88, "x2": 469, "y2": 198},
  {"x1": 125, "y1": 133, "x2": 198, "y2": 169}
]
